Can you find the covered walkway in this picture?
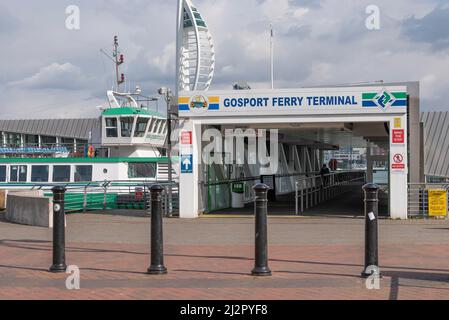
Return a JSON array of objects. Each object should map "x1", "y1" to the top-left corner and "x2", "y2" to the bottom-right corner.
[{"x1": 208, "y1": 181, "x2": 389, "y2": 218}]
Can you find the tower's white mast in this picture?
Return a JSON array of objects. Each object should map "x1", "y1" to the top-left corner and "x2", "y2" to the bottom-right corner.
[
  {"x1": 176, "y1": 0, "x2": 215, "y2": 93},
  {"x1": 270, "y1": 24, "x2": 274, "y2": 90},
  {"x1": 175, "y1": 0, "x2": 183, "y2": 100}
]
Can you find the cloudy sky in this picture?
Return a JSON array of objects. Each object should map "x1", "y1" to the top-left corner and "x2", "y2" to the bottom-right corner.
[{"x1": 1, "y1": 0, "x2": 448, "y2": 119}]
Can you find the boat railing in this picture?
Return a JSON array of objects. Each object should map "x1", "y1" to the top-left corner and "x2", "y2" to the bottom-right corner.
[
  {"x1": 0, "y1": 142, "x2": 103, "y2": 157},
  {"x1": 28, "y1": 180, "x2": 179, "y2": 216}
]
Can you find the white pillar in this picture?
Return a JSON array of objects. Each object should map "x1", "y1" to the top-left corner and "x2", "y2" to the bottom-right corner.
[
  {"x1": 179, "y1": 120, "x2": 202, "y2": 218},
  {"x1": 389, "y1": 115, "x2": 408, "y2": 219}
]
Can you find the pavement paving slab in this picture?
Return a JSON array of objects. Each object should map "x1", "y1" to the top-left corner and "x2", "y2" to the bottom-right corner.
[{"x1": 1, "y1": 211, "x2": 449, "y2": 300}]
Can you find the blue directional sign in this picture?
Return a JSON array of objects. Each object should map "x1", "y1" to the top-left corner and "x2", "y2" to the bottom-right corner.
[{"x1": 181, "y1": 154, "x2": 193, "y2": 174}]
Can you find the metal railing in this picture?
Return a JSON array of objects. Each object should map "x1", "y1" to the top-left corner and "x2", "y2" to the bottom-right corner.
[
  {"x1": 204, "y1": 170, "x2": 365, "y2": 213},
  {"x1": 408, "y1": 183, "x2": 449, "y2": 218},
  {"x1": 0, "y1": 143, "x2": 102, "y2": 158},
  {"x1": 204, "y1": 176, "x2": 261, "y2": 212},
  {"x1": 295, "y1": 171, "x2": 366, "y2": 215},
  {"x1": 31, "y1": 180, "x2": 179, "y2": 216}
]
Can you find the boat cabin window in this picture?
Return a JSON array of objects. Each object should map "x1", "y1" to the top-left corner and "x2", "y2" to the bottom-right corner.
[
  {"x1": 158, "y1": 121, "x2": 166, "y2": 134},
  {"x1": 31, "y1": 165, "x2": 49, "y2": 182},
  {"x1": 150, "y1": 119, "x2": 160, "y2": 133},
  {"x1": 75, "y1": 165, "x2": 92, "y2": 182},
  {"x1": 128, "y1": 163, "x2": 157, "y2": 178},
  {"x1": 134, "y1": 117, "x2": 149, "y2": 137},
  {"x1": 53, "y1": 165, "x2": 71, "y2": 182},
  {"x1": 10, "y1": 165, "x2": 27, "y2": 182},
  {"x1": 120, "y1": 117, "x2": 134, "y2": 137},
  {"x1": 0, "y1": 166, "x2": 6, "y2": 182},
  {"x1": 105, "y1": 118, "x2": 118, "y2": 138}
]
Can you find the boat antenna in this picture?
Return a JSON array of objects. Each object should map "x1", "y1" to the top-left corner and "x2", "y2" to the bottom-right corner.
[
  {"x1": 99, "y1": 36, "x2": 126, "y2": 92},
  {"x1": 113, "y1": 36, "x2": 125, "y2": 91}
]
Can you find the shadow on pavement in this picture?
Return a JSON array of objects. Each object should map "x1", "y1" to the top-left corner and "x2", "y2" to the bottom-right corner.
[
  {"x1": 173, "y1": 269, "x2": 249, "y2": 276},
  {"x1": 0, "y1": 239, "x2": 147, "y2": 255},
  {"x1": 84, "y1": 210, "x2": 149, "y2": 218},
  {"x1": 386, "y1": 272, "x2": 449, "y2": 300},
  {"x1": 0, "y1": 264, "x2": 48, "y2": 272}
]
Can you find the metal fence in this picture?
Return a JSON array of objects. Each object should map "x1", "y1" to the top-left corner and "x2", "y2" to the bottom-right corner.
[
  {"x1": 295, "y1": 171, "x2": 366, "y2": 215},
  {"x1": 204, "y1": 170, "x2": 366, "y2": 213},
  {"x1": 31, "y1": 180, "x2": 179, "y2": 216},
  {"x1": 204, "y1": 176, "x2": 261, "y2": 212},
  {"x1": 408, "y1": 183, "x2": 449, "y2": 218},
  {"x1": 0, "y1": 143, "x2": 110, "y2": 158}
]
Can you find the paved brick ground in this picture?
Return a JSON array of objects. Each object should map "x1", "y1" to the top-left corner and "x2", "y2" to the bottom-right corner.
[{"x1": 1, "y1": 212, "x2": 449, "y2": 300}]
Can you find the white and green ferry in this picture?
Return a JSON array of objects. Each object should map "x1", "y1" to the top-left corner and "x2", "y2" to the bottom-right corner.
[{"x1": 0, "y1": 38, "x2": 178, "y2": 211}]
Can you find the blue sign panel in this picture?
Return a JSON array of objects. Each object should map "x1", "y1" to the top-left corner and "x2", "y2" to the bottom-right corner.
[{"x1": 181, "y1": 154, "x2": 193, "y2": 174}]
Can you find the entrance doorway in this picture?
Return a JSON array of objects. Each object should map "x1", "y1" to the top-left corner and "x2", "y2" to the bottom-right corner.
[{"x1": 201, "y1": 121, "x2": 393, "y2": 217}]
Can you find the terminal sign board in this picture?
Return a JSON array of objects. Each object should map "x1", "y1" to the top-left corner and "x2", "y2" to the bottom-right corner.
[
  {"x1": 428, "y1": 189, "x2": 447, "y2": 217},
  {"x1": 178, "y1": 86, "x2": 408, "y2": 117}
]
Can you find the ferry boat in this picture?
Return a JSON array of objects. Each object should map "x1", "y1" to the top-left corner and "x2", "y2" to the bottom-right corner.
[{"x1": 0, "y1": 37, "x2": 179, "y2": 199}]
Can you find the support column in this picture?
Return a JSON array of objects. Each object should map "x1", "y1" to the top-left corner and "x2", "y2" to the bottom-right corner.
[
  {"x1": 319, "y1": 149, "x2": 324, "y2": 169},
  {"x1": 389, "y1": 115, "x2": 408, "y2": 219},
  {"x1": 179, "y1": 120, "x2": 202, "y2": 218},
  {"x1": 366, "y1": 142, "x2": 373, "y2": 182}
]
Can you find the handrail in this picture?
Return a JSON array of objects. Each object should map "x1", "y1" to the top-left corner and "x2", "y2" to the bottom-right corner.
[
  {"x1": 295, "y1": 171, "x2": 366, "y2": 215},
  {"x1": 408, "y1": 182, "x2": 449, "y2": 218},
  {"x1": 15, "y1": 179, "x2": 179, "y2": 191},
  {"x1": 204, "y1": 170, "x2": 364, "y2": 187}
]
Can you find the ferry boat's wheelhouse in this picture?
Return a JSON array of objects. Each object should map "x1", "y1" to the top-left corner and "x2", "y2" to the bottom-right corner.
[{"x1": 101, "y1": 102, "x2": 167, "y2": 158}]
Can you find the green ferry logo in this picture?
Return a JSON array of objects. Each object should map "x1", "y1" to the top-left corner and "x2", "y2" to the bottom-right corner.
[{"x1": 362, "y1": 90, "x2": 407, "y2": 110}]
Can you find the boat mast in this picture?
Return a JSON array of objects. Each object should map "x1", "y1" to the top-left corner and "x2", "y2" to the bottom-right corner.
[{"x1": 113, "y1": 36, "x2": 125, "y2": 91}]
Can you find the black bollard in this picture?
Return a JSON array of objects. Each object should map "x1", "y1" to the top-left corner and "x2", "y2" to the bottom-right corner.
[
  {"x1": 251, "y1": 183, "x2": 272, "y2": 276},
  {"x1": 50, "y1": 186, "x2": 67, "y2": 273},
  {"x1": 147, "y1": 184, "x2": 167, "y2": 275},
  {"x1": 361, "y1": 183, "x2": 381, "y2": 278}
]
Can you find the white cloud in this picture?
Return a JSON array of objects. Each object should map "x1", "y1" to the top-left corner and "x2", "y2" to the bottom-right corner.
[
  {"x1": 8, "y1": 63, "x2": 91, "y2": 90},
  {"x1": 149, "y1": 42, "x2": 176, "y2": 76},
  {"x1": 0, "y1": 0, "x2": 448, "y2": 118}
]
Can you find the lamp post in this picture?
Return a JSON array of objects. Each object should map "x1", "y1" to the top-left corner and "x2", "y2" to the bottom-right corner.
[{"x1": 158, "y1": 87, "x2": 173, "y2": 217}]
